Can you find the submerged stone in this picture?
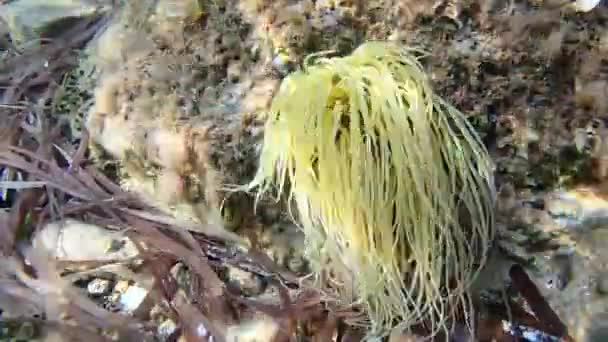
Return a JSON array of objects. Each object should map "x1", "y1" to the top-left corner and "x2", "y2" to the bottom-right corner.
[{"x1": 0, "y1": 0, "x2": 109, "y2": 44}]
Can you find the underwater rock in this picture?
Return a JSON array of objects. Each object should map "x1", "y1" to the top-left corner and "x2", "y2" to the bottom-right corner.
[
  {"x1": 87, "y1": 278, "x2": 113, "y2": 296},
  {"x1": 0, "y1": 0, "x2": 109, "y2": 44},
  {"x1": 226, "y1": 266, "x2": 265, "y2": 297},
  {"x1": 33, "y1": 219, "x2": 139, "y2": 261},
  {"x1": 75, "y1": 0, "x2": 278, "y2": 243},
  {"x1": 106, "y1": 279, "x2": 154, "y2": 316},
  {"x1": 157, "y1": 319, "x2": 179, "y2": 342},
  {"x1": 496, "y1": 187, "x2": 608, "y2": 342},
  {"x1": 119, "y1": 284, "x2": 150, "y2": 315}
]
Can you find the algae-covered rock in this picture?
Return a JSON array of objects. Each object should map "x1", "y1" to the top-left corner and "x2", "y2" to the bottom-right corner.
[
  {"x1": 0, "y1": 0, "x2": 109, "y2": 44},
  {"x1": 73, "y1": 0, "x2": 281, "y2": 245},
  {"x1": 493, "y1": 187, "x2": 608, "y2": 342}
]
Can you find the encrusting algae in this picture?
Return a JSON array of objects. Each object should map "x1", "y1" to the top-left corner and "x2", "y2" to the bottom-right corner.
[{"x1": 244, "y1": 41, "x2": 496, "y2": 339}]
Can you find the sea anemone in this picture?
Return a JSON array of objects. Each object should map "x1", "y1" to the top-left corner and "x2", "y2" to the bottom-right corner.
[{"x1": 245, "y1": 41, "x2": 496, "y2": 339}]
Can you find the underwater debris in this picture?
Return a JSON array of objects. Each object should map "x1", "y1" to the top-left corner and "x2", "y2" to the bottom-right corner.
[
  {"x1": 509, "y1": 264, "x2": 571, "y2": 340},
  {"x1": 502, "y1": 321, "x2": 561, "y2": 342}
]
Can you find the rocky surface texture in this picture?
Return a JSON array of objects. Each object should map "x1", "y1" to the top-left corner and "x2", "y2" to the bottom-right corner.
[{"x1": 3, "y1": 0, "x2": 608, "y2": 341}]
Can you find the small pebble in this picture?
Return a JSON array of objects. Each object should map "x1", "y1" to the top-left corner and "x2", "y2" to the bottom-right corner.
[
  {"x1": 157, "y1": 319, "x2": 178, "y2": 341},
  {"x1": 227, "y1": 266, "x2": 265, "y2": 296},
  {"x1": 119, "y1": 285, "x2": 149, "y2": 314},
  {"x1": 87, "y1": 278, "x2": 112, "y2": 296},
  {"x1": 113, "y1": 280, "x2": 131, "y2": 293}
]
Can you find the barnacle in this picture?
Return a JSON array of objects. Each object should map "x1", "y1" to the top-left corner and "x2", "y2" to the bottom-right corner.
[{"x1": 245, "y1": 41, "x2": 496, "y2": 339}]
